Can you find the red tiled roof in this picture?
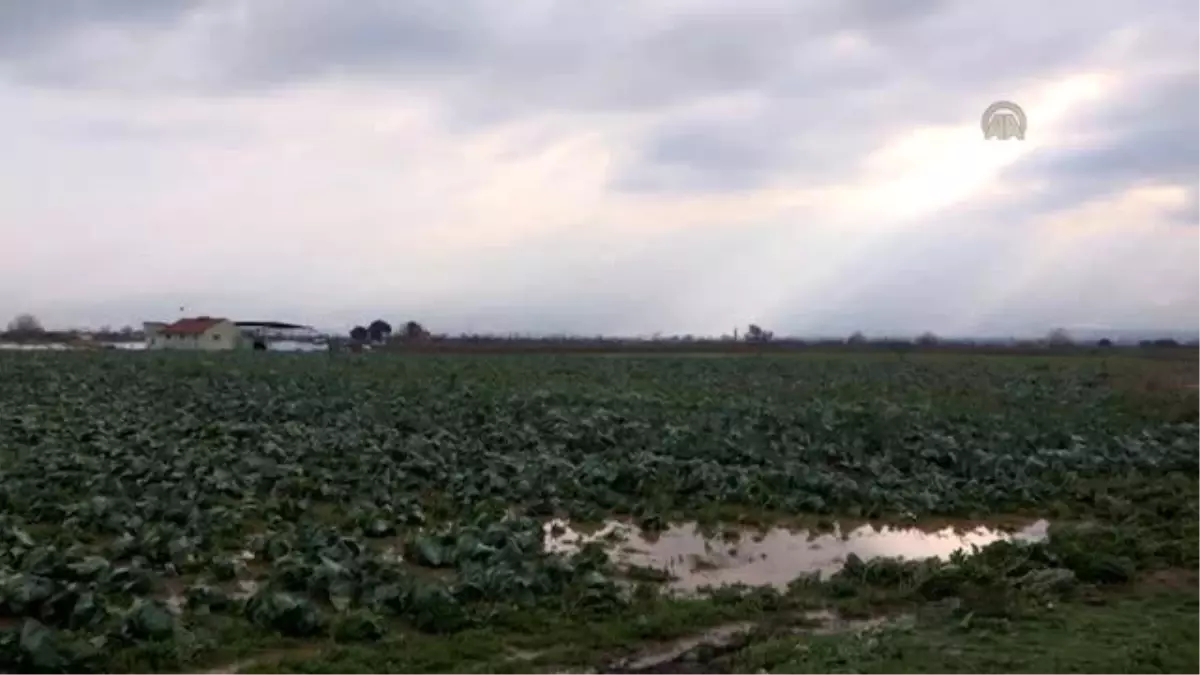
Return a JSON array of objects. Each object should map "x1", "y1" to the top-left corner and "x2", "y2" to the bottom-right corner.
[{"x1": 161, "y1": 316, "x2": 227, "y2": 336}]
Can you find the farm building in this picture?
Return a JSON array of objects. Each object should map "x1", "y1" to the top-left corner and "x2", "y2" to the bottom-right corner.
[
  {"x1": 145, "y1": 317, "x2": 243, "y2": 351},
  {"x1": 142, "y1": 317, "x2": 326, "y2": 352},
  {"x1": 235, "y1": 321, "x2": 325, "y2": 351}
]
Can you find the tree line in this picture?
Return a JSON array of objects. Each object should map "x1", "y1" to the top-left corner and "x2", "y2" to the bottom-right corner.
[
  {"x1": 347, "y1": 319, "x2": 430, "y2": 344},
  {"x1": 2, "y1": 314, "x2": 140, "y2": 342},
  {"x1": 3, "y1": 313, "x2": 1194, "y2": 350}
]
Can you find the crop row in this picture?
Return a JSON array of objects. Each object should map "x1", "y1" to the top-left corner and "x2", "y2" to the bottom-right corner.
[{"x1": 0, "y1": 352, "x2": 1194, "y2": 670}]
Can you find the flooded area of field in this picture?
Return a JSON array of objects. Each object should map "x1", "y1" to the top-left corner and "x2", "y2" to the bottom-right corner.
[{"x1": 544, "y1": 518, "x2": 1050, "y2": 593}]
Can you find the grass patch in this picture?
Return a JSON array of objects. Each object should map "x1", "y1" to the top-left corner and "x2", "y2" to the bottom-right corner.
[{"x1": 728, "y1": 587, "x2": 1198, "y2": 674}]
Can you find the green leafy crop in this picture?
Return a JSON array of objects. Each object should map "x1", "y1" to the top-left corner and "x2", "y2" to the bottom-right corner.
[{"x1": 0, "y1": 351, "x2": 1194, "y2": 672}]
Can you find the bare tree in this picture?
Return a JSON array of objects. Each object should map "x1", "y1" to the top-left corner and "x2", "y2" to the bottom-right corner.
[
  {"x1": 402, "y1": 320, "x2": 428, "y2": 340},
  {"x1": 6, "y1": 313, "x2": 44, "y2": 336},
  {"x1": 915, "y1": 331, "x2": 939, "y2": 346},
  {"x1": 745, "y1": 324, "x2": 774, "y2": 343},
  {"x1": 1046, "y1": 328, "x2": 1073, "y2": 347}
]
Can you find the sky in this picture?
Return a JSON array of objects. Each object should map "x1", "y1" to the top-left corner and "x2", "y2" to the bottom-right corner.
[{"x1": 0, "y1": 0, "x2": 1196, "y2": 338}]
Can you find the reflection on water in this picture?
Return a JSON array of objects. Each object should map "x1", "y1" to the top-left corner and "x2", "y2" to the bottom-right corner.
[{"x1": 544, "y1": 518, "x2": 1049, "y2": 593}]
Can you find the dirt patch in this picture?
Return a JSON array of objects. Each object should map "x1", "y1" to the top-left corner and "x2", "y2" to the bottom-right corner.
[
  {"x1": 607, "y1": 622, "x2": 756, "y2": 673},
  {"x1": 201, "y1": 646, "x2": 322, "y2": 674},
  {"x1": 545, "y1": 519, "x2": 1049, "y2": 594},
  {"x1": 367, "y1": 541, "x2": 457, "y2": 582},
  {"x1": 157, "y1": 576, "x2": 195, "y2": 616},
  {"x1": 1136, "y1": 568, "x2": 1199, "y2": 593},
  {"x1": 605, "y1": 610, "x2": 911, "y2": 673},
  {"x1": 796, "y1": 608, "x2": 904, "y2": 635},
  {"x1": 1124, "y1": 374, "x2": 1199, "y2": 421},
  {"x1": 1099, "y1": 360, "x2": 1200, "y2": 422},
  {"x1": 226, "y1": 579, "x2": 260, "y2": 599}
]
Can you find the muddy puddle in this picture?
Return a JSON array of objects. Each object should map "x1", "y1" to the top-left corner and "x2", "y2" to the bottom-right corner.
[{"x1": 544, "y1": 518, "x2": 1049, "y2": 593}]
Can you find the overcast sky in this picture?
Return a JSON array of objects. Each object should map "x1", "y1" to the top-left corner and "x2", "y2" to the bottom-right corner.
[{"x1": 1, "y1": 0, "x2": 1196, "y2": 337}]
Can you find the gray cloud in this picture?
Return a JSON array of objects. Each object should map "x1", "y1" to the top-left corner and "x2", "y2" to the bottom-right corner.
[
  {"x1": 997, "y1": 69, "x2": 1199, "y2": 225},
  {"x1": 0, "y1": 0, "x2": 1195, "y2": 336},
  {"x1": 617, "y1": 121, "x2": 790, "y2": 193},
  {"x1": 1169, "y1": 190, "x2": 1199, "y2": 227},
  {"x1": 607, "y1": 0, "x2": 1188, "y2": 195},
  {"x1": 215, "y1": 0, "x2": 493, "y2": 87},
  {"x1": 0, "y1": 0, "x2": 199, "y2": 61}
]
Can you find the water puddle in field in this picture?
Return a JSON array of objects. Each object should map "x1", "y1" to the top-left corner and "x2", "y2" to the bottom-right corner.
[{"x1": 544, "y1": 518, "x2": 1049, "y2": 594}]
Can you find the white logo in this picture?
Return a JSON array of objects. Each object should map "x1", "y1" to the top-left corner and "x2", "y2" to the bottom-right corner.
[{"x1": 982, "y1": 101, "x2": 1026, "y2": 140}]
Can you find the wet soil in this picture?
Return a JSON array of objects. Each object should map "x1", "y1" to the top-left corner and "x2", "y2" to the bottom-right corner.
[
  {"x1": 201, "y1": 646, "x2": 322, "y2": 675},
  {"x1": 1134, "y1": 567, "x2": 1199, "y2": 592},
  {"x1": 604, "y1": 609, "x2": 914, "y2": 673}
]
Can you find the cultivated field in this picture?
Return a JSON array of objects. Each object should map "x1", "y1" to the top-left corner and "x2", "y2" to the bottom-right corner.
[{"x1": 0, "y1": 351, "x2": 1195, "y2": 672}]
